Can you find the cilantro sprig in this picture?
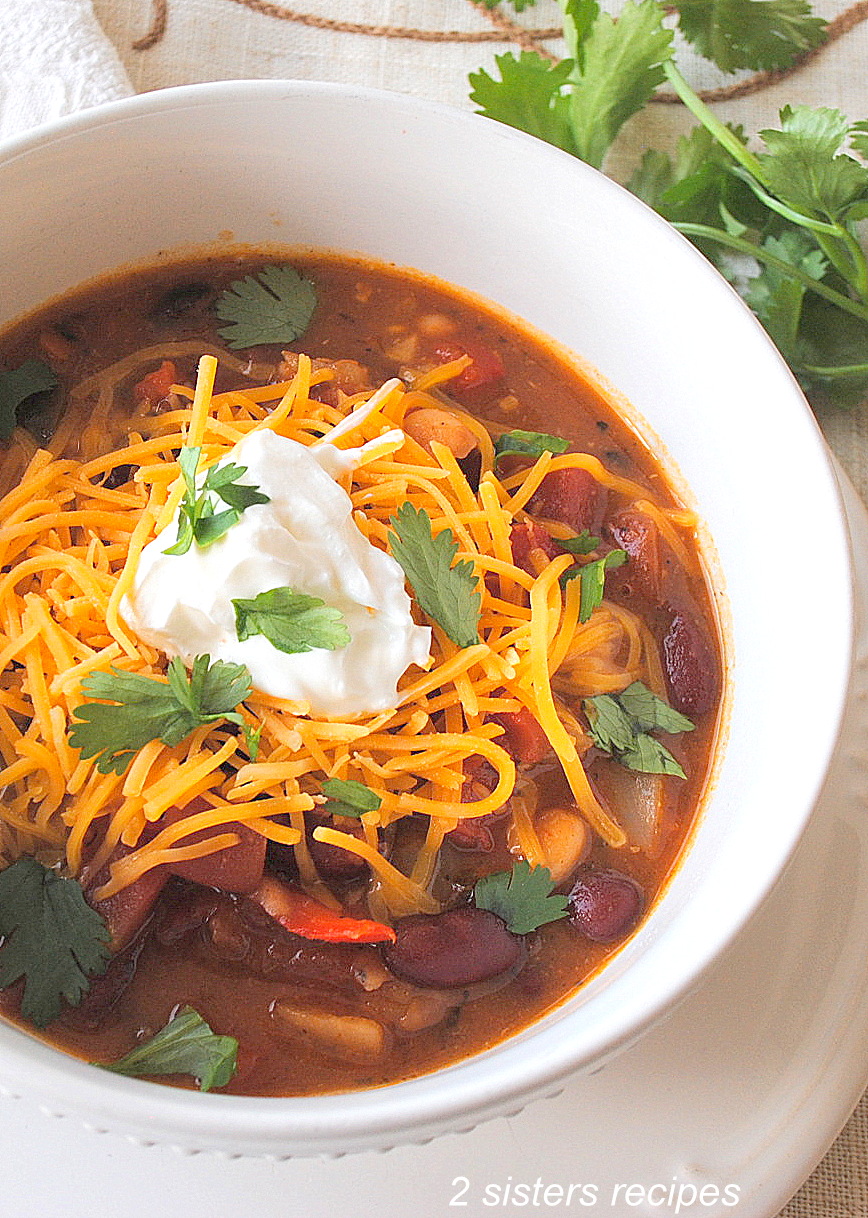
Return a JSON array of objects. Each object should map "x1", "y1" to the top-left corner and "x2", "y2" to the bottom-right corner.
[
  {"x1": 0, "y1": 360, "x2": 58, "y2": 442},
  {"x1": 101, "y1": 1005, "x2": 238, "y2": 1091},
  {"x1": 215, "y1": 264, "x2": 317, "y2": 349},
  {"x1": 494, "y1": 428, "x2": 569, "y2": 463},
  {"x1": 68, "y1": 655, "x2": 252, "y2": 775},
  {"x1": 164, "y1": 446, "x2": 269, "y2": 555},
  {"x1": 561, "y1": 547, "x2": 627, "y2": 622},
  {"x1": 388, "y1": 503, "x2": 481, "y2": 649},
  {"x1": 470, "y1": 2, "x2": 868, "y2": 409},
  {"x1": 321, "y1": 778, "x2": 382, "y2": 819},
  {"x1": 0, "y1": 857, "x2": 110, "y2": 1027},
  {"x1": 473, "y1": 860, "x2": 568, "y2": 935},
  {"x1": 232, "y1": 586, "x2": 351, "y2": 655},
  {"x1": 584, "y1": 680, "x2": 694, "y2": 778}
]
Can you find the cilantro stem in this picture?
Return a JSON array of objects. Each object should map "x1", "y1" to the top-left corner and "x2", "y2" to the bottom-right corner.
[
  {"x1": 673, "y1": 222, "x2": 868, "y2": 326},
  {"x1": 662, "y1": 61, "x2": 769, "y2": 188},
  {"x1": 802, "y1": 361, "x2": 868, "y2": 378}
]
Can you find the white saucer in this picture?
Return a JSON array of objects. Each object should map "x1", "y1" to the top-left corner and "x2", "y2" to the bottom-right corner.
[{"x1": 4, "y1": 472, "x2": 868, "y2": 1216}]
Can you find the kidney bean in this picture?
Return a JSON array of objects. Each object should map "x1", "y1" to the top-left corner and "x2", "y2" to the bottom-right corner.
[
  {"x1": 662, "y1": 607, "x2": 720, "y2": 717},
  {"x1": 568, "y1": 867, "x2": 643, "y2": 943},
  {"x1": 384, "y1": 906, "x2": 522, "y2": 988},
  {"x1": 609, "y1": 508, "x2": 662, "y2": 603}
]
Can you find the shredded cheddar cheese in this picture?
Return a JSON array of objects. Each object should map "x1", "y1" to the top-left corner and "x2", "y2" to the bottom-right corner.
[{"x1": 0, "y1": 348, "x2": 701, "y2": 916}]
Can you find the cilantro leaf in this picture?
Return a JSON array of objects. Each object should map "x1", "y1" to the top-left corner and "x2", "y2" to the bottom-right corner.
[
  {"x1": 744, "y1": 229, "x2": 829, "y2": 368},
  {"x1": 556, "y1": 530, "x2": 601, "y2": 555},
  {"x1": 675, "y1": 0, "x2": 826, "y2": 74},
  {"x1": 0, "y1": 360, "x2": 58, "y2": 442},
  {"x1": 757, "y1": 106, "x2": 868, "y2": 225},
  {"x1": 584, "y1": 681, "x2": 693, "y2": 778},
  {"x1": 164, "y1": 447, "x2": 269, "y2": 556},
  {"x1": 215, "y1": 264, "x2": 317, "y2": 349},
  {"x1": 473, "y1": 860, "x2": 568, "y2": 935},
  {"x1": 68, "y1": 655, "x2": 252, "y2": 775},
  {"x1": 561, "y1": 548, "x2": 627, "y2": 621},
  {"x1": 232, "y1": 587, "x2": 350, "y2": 655},
  {"x1": 321, "y1": 778, "x2": 382, "y2": 819},
  {"x1": 618, "y1": 732, "x2": 689, "y2": 778},
  {"x1": 0, "y1": 857, "x2": 110, "y2": 1027},
  {"x1": 469, "y1": 53, "x2": 576, "y2": 154},
  {"x1": 580, "y1": 692, "x2": 636, "y2": 754},
  {"x1": 616, "y1": 682, "x2": 695, "y2": 734},
  {"x1": 493, "y1": 428, "x2": 569, "y2": 463},
  {"x1": 101, "y1": 1005, "x2": 238, "y2": 1091},
  {"x1": 388, "y1": 503, "x2": 480, "y2": 649},
  {"x1": 566, "y1": 0, "x2": 673, "y2": 169}
]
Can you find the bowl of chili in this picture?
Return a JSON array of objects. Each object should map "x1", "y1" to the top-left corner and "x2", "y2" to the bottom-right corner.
[{"x1": 0, "y1": 80, "x2": 860, "y2": 1157}]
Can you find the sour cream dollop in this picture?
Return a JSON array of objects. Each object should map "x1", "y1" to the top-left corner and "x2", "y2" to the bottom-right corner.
[{"x1": 122, "y1": 428, "x2": 432, "y2": 718}]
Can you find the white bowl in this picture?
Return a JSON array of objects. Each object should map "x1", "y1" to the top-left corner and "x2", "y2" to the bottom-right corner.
[{"x1": 0, "y1": 81, "x2": 859, "y2": 1158}]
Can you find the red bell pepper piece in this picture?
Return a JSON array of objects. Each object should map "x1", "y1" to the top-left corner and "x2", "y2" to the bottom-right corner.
[{"x1": 251, "y1": 875, "x2": 396, "y2": 944}]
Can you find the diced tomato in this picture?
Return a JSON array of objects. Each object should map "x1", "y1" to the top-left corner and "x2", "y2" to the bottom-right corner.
[
  {"x1": 490, "y1": 707, "x2": 552, "y2": 765},
  {"x1": 433, "y1": 338, "x2": 505, "y2": 404},
  {"x1": 528, "y1": 467, "x2": 606, "y2": 535},
  {"x1": 162, "y1": 797, "x2": 267, "y2": 895},
  {"x1": 509, "y1": 521, "x2": 562, "y2": 577},
  {"x1": 251, "y1": 875, "x2": 397, "y2": 943},
  {"x1": 133, "y1": 360, "x2": 177, "y2": 408},
  {"x1": 87, "y1": 849, "x2": 168, "y2": 952}
]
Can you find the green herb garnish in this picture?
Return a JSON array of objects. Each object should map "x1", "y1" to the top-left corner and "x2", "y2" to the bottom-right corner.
[
  {"x1": 493, "y1": 428, "x2": 569, "y2": 463},
  {"x1": 470, "y1": 3, "x2": 868, "y2": 409},
  {"x1": 0, "y1": 360, "x2": 58, "y2": 441},
  {"x1": 0, "y1": 857, "x2": 110, "y2": 1028},
  {"x1": 561, "y1": 548, "x2": 627, "y2": 621},
  {"x1": 164, "y1": 446, "x2": 269, "y2": 555},
  {"x1": 321, "y1": 778, "x2": 382, "y2": 819},
  {"x1": 584, "y1": 680, "x2": 695, "y2": 778},
  {"x1": 68, "y1": 655, "x2": 252, "y2": 775},
  {"x1": 556, "y1": 529, "x2": 602, "y2": 555},
  {"x1": 101, "y1": 1006, "x2": 238, "y2": 1092},
  {"x1": 215, "y1": 264, "x2": 317, "y2": 349},
  {"x1": 676, "y1": 0, "x2": 826, "y2": 73},
  {"x1": 473, "y1": 860, "x2": 568, "y2": 935},
  {"x1": 388, "y1": 502, "x2": 481, "y2": 649},
  {"x1": 232, "y1": 587, "x2": 351, "y2": 655}
]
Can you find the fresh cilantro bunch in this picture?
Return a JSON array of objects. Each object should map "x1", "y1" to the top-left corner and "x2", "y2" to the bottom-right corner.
[{"x1": 471, "y1": 1, "x2": 868, "y2": 408}]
